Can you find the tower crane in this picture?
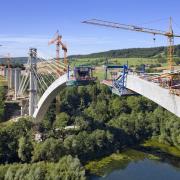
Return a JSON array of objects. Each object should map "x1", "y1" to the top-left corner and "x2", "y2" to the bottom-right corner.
[
  {"x1": 48, "y1": 30, "x2": 68, "y2": 65},
  {"x1": 48, "y1": 31, "x2": 68, "y2": 115},
  {"x1": 82, "y1": 17, "x2": 180, "y2": 73},
  {"x1": 61, "y1": 43, "x2": 68, "y2": 65}
]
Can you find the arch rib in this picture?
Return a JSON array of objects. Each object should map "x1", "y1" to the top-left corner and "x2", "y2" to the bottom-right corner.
[{"x1": 33, "y1": 73, "x2": 68, "y2": 121}]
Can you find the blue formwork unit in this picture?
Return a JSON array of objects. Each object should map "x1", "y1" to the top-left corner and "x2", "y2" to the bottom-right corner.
[{"x1": 105, "y1": 64, "x2": 128, "y2": 96}]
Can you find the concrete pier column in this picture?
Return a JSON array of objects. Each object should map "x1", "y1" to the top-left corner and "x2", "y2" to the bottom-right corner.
[
  {"x1": 5, "y1": 67, "x2": 8, "y2": 80},
  {"x1": 29, "y1": 48, "x2": 37, "y2": 116},
  {"x1": 9, "y1": 68, "x2": 13, "y2": 89},
  {"x1": 15, "y1": 68, "x2": 21, "y2": 100},
  {"x1": 21, "y1": 106, "x2": 23, "y2": 116},
  {"x1": 9, "y1": 68, "x2": 16, "y2": 89},
  {"x1": 11, "y1": 68, "x2": 15, "y2": 89},
  {"x1": 3, "y1": 67, "x2": 6, "y2": 77}
]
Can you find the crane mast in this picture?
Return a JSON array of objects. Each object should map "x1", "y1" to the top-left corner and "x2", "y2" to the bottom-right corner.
[
  {"x1": 167, "y1": 17, "x2": 174, "y2": 72},
  {"x1": 48, "y1": 30, "x2": 68, "y2": 65},
  {"x1": 60, "y1": 41, "x2": 67, "y2": 65},
  {"x1": 56, "y1": 36, "x2": 61, "y2": 61},
  {"x1": 82, "y1": 17, "x2": 180, "y2": 72}
]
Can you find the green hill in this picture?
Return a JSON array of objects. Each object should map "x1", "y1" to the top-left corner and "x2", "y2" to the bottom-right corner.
[
  {"x1": 1, "y1": 45, "x2": 180, "y2": 66},
  {"x1": 0, "y1": 57, "x2": 28, "y2": 65},
  {"x1": 69, "y1": 45, "x2": 180, "y2": 59}
]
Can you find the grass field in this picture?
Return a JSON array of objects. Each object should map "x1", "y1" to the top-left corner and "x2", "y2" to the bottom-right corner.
[
  {"x1": 69, "y1": 57, "x2": 172, "y2": 80},
  {"x1": 70, "y1": 57, "x2": 161, "y2": 67},
  {"x1": 109, "y1": 57, "x2": 159, "y2": 66}
]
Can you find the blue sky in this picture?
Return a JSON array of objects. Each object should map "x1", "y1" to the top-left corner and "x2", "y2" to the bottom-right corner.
[{"x1": 1, "y1": 0, "x2": 180, "y2": 57}]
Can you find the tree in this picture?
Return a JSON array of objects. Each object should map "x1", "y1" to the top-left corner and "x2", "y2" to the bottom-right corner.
[
  {"x1": 110, "y1": 97, "x2": 130, "y2": 117},
  {"x1": 0, "y1": 118, "x2": 33, "y2": 163},
  {"x1": 63, "y1": 135, "x2": 75, "y2": 154},
  {"x1": 18, "y1": 136, "x2": 33, "y2": 162},
  {"x1": 86, "y1": 100, "x2": 109, "y2": 123},
  {"x1": 32, "y1": 138, "x2": 64, "y2": 162},
  {"x1": 26, "y1": 164, "x2": 46, "y2": 180},
  {"x1": 75, "y1": 116, "x2": 89, "y2": 130},
  {"x1": 14, "y1": 165, "x2": 29, "y2": 180},
  {"x1": 50, "y1": 155, "x2": 86, "y2": 180},
  {"x1": 78, "y1": 86, "x2": 91, "y2": 107},
  {"x1": 53, "y1": 112, "x2": 70, "y2": 128},
  {"x1": 91, "y1": 130, "x2": 107, "y2": 150},
  {"x1": 4, "y1": 165, "x2": 19, "y2": 180}
]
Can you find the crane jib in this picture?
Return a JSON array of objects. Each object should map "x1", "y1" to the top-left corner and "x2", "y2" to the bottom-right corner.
[
  {"x1": 82, "y1": 18, "x2": 180, "y2": 72},
  {"x1": 82, "y1": 19, "x2": 180, "y2": 37}
]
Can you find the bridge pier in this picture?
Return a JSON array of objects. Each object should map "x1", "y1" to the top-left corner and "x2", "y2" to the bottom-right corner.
[
  {"x1": 29, "y1": 48, "x2": 38, "y2": 116},
  {"x1": 14, "y1": 68, "x2": 21, "y2": 100}
]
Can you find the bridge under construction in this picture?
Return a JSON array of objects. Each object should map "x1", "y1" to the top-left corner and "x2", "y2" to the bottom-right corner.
[
  {"x1": 1, "y1": 47, "x2": 180, "y2": 122},
  {"x1": 1, "y1": 17, "x2": 180, "y2": 121}
]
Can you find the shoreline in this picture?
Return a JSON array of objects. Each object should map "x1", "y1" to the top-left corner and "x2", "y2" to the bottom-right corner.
[{"x1": 85, "y1": 139, "x2": 180, "y2": 177}]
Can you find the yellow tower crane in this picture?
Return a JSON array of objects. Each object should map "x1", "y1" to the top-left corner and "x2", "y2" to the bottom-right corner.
[{"x1": 82, "y1": 17, "x2": 180, "y2": 73}]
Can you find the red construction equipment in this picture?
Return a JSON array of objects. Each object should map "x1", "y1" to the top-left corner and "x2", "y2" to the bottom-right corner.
[{"x1": 48, "y1": 30, "x2": 68, "y2": 65}]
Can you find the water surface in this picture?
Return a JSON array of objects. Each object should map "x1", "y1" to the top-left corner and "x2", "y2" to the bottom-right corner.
[{"x1": 91, "y1": 159, "x2": 180, "y2": 180}]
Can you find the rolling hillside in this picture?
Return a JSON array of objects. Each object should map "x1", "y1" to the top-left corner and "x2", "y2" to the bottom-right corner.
[
  {"x1": 69, "y1": 45, "x2": 180, "y2": 59},
  {"x1": 0, "y1": 57, "x2": 28, "y2": 65},
  {"x1": 1, "y1": 45, "x2": 180, "y2": 65}
]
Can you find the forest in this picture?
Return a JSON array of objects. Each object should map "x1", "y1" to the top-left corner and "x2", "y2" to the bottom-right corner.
[
  {"x1": 0, "y1": 83, "x2": 179, "y2": 179},
  {"x1": 1, "y1": 44, "x2": 180, "y2": 65},
  {"x1": 69, "y1": 44, "x2": 180, "y2": 59}
]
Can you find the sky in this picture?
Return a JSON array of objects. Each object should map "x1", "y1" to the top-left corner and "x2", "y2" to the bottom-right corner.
[{"x1": 1, "y1": 0, "x2": 180, "y2": 57}]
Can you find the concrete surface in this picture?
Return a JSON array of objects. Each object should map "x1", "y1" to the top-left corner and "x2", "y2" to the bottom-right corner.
[
  {"x1": 126, "y1": 74, "x2": 180, "y2": 117},
  {"x1": 33, "y1": 73, "x2": 68, "y2": 121}
]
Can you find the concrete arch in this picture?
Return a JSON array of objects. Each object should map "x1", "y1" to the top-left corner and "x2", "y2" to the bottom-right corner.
[
  {"x1": 33, "y1": 73, "x2": 180, "y2": 122},
  {"x1": 126, "y1": 74, "x2": 180, "y2": 117},
  {"x1": 33, "y1": 73, "x2": 68, "y2": 122}
]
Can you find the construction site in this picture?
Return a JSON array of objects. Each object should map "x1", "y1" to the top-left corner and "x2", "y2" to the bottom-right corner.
[
  {"x1": 0, "y1": 17, "x2": 180, "y2": 120},
  {"x1": 1, "y1": 0, "x2": 180, "y2": 179}
]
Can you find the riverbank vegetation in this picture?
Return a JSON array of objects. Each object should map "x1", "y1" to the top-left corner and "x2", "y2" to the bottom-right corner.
[
  {"x1": 85, "y1": 148, "x2": 161, "y2": 177},
  {"x1": 142, "y1": 139, "x2": 180, "y2": 158},
  {"x1": 85, "y1": 139, "x2": 180, "y2": 177},
  {"x1": 0, "y1": 83, "x2": 179, "y2": 179}
]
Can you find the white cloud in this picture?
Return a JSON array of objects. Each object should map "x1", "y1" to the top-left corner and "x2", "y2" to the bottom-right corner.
[
  {"x1": 0, "y1": 34, "x2": 121, "y2": 57},
  {"x1": 1, "y1": 33, "x2": 179, "y2": 57}
]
